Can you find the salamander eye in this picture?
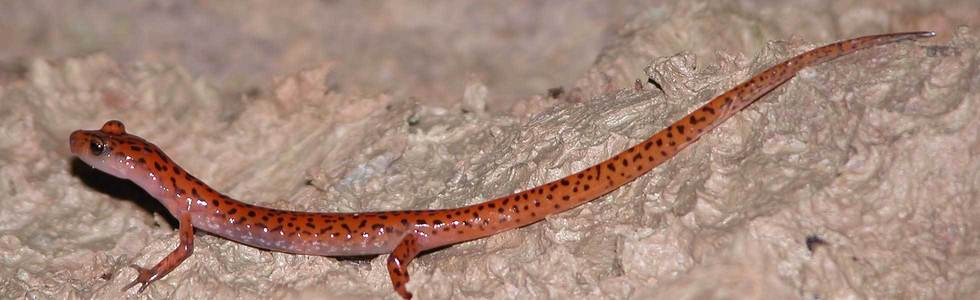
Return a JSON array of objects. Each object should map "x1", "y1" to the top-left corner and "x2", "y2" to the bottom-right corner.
[{"x1": 89, "y1": 139, "x2": 107, "y2": 156}]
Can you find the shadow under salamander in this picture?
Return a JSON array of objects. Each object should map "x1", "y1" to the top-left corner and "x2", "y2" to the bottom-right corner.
[{"x1": 70, "y1": 158, "x2": 179, "y2": 229}]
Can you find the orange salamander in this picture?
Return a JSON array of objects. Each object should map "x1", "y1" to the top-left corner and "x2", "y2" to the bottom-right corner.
[{"x1": 69, "y1": 31, "x2": 933, "y2": 299}]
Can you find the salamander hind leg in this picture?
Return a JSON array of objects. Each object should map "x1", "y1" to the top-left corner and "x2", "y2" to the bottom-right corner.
[
  {"x1": 386, "y1": 233, "x2": 423, "y2": 299},
  {"x1": 122, "y1": 212, "x2": 195, "y2": 293}
]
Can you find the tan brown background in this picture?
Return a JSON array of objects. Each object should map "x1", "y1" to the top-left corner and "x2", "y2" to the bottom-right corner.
[{"x1": 0, "y1": 1, "x2": 977, "y2": 299}]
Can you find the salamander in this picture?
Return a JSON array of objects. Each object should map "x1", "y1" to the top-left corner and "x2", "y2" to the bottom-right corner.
[{"x1": 68, "y1": 31, "x2": 934, "y2": 299}]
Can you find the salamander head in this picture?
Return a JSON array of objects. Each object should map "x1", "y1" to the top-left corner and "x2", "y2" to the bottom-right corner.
[{"x1": 70, "y1": 120, "x2": 154, "y2": 179}]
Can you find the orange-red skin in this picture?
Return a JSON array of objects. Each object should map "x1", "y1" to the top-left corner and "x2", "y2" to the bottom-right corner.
[{"x1": 69, "y1": 32, "x2": 933, "y2": 299}]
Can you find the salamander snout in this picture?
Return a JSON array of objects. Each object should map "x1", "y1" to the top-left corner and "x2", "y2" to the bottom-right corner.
[
  {"x1": 69, "y1": 130, "x2": 109, "y2": 157},
  {"x1": 69, "y1": 120, "x2": 127, "y2": 157},
  {"x1": 69, "y1": 121, "x2": 135, "y2": 178}
]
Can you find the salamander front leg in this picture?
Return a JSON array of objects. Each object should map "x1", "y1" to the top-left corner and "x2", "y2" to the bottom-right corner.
[
  {"x1": 122, "y1": 212, "x2": 195, "y2": 293},
  {"x1": 386, "y1": 233, "x2": 422, "y2": 299}
]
